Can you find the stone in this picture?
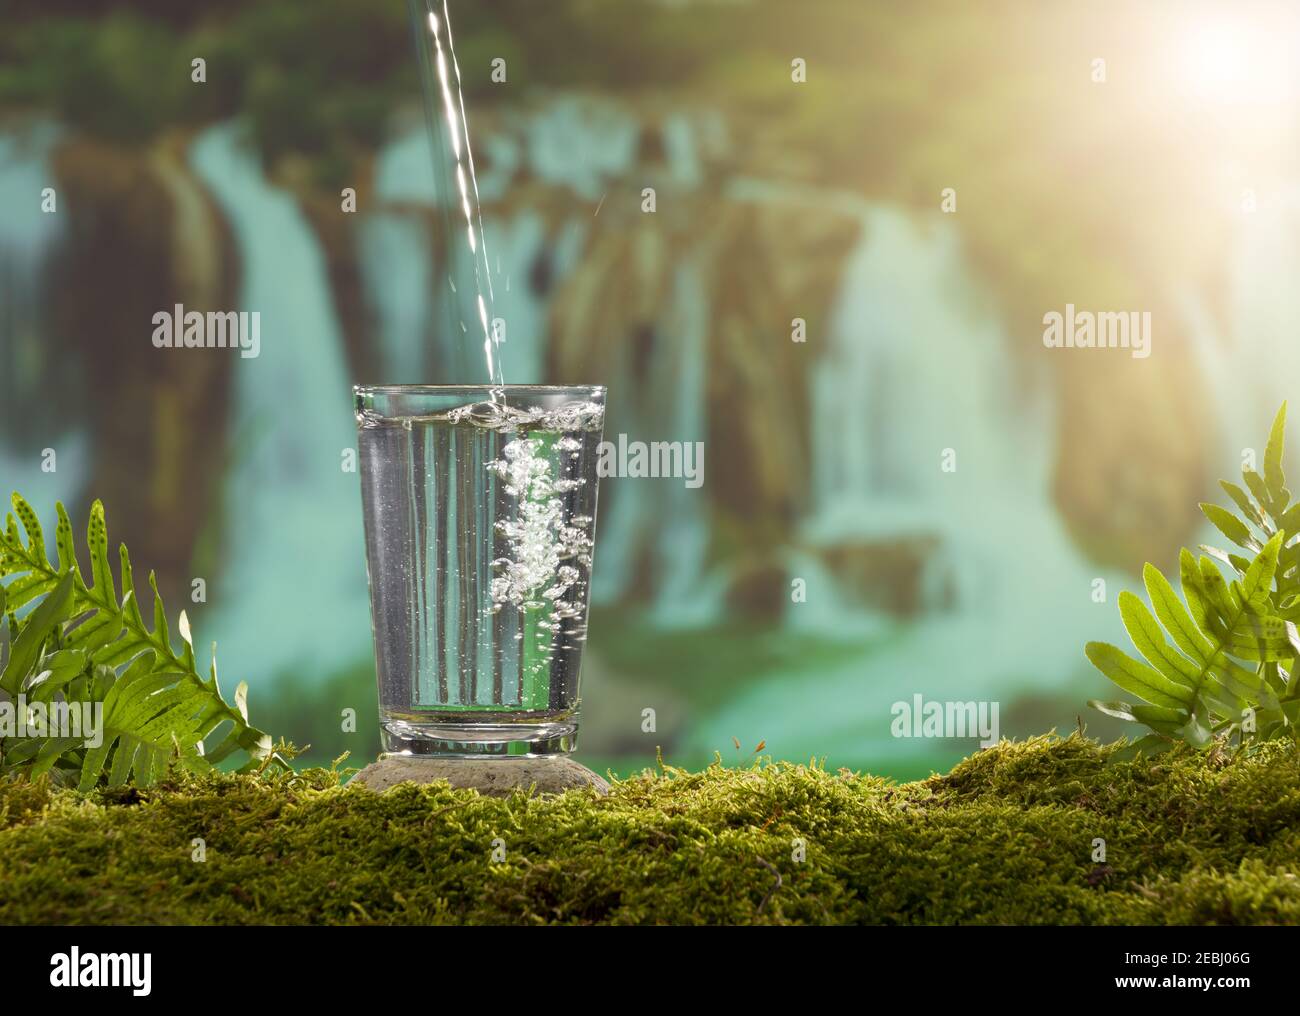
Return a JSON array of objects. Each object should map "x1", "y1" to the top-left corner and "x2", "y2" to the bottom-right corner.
[{"x1": 349, "y1": 755, "x2": 610, "y2": 797}]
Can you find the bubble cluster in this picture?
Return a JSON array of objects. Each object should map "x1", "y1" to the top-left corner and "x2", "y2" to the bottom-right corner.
[{"x1": 486, "y1": 431, "x2": 594, "y2": 623}]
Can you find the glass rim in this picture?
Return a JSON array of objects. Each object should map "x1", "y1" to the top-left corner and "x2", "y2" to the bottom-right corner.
[{"x1": 354, "y1": 384, "x2": 605, "y2": 397}]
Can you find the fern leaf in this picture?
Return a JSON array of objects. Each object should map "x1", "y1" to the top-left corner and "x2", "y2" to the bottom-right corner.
[
  {"x1": 0, "y1": 570, "x2": 75, "y2": 696},
  {"x1": 1200, "y1": 503, "x2": 1259, "y2": 552},
  {"x1": 1176, "y1": 701, "x2": 1215, "y2": 748},
  {"x1": 10, "y1": 495, "x2": 47, "y2": 566},
  {"x1": 1144, "y1": 563, "x2": 1213, "y2": 661},
  {"x1": 1277, "y1": 502, "x2": 1300, "y2": 535},
  {"x1": 78, "y1": 658, "x2": 212, "y2": 790},
  {"x1": 1088, "y1": 407, "x2": 1300, "y2": 752},
  {"x1": 1088, "y1": 699, "x2": 1186, "y2": 735},
  {"x1": 1, "y1": 570, "x2": 59, "y2": 613},
  {"x1": 1084, "y1": 642, "x2": 1192, "y2": 711},
  {"x1": 0, "y1": 495, "x2": 275, "y2": 788},
  {"x1": 1242, "y1": 532, "x2": 1282, "y2": 601},
  {"x1": 1265, "y1": 401, "x2": 1288, "y2": 499},
  {"x1": 1118, "y1": 591, "x2": 1202, "y2": 691},
  {"x1": 1220, "y1": 480, "x2": 1268, "y2": 531},
  {"x1": 1243, "y1": 469, "x2": 1274, "y2": 516}
]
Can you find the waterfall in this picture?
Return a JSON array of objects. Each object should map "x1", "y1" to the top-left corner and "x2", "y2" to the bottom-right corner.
[
  {"x1": 358, "y1": 213, "x2": 436, "y2": 381},
  {"x1": 188, "y1": 123, "x2": 371, "y2": 689},
  {"x1": 582, "y1": 263, "x2": 724, "y2": 621},
  {"x1": 688, "y1": 204, "x2": 1129, "y2": 765},
  {"x1": 524, "y1": 96, "x2": 641, "y2": 198},
  {"x1": 0, "y1": 125, "x2": 88, "y2": 507},
  {"x1": 646, "y1": 257, "x2": 719, "y2": 624},
  {"x1": 584, "y1": 251, "x2": 720, "y2": 621},
  {"x1": 801, "y1": 203, "x2": 1055, "y2": 617}
]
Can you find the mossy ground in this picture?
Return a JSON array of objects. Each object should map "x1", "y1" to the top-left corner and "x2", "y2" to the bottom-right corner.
[{"x1": 3, "y1": 734, "x2": 1300, "y2": 925}]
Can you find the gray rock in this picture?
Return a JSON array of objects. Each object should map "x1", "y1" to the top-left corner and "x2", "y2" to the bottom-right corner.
[{"x1": 349, "y1": 755, "x2": 611, "y2": 797}]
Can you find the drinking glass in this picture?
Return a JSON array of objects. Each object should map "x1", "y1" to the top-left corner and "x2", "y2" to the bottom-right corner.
[{"x1": 354, "y1": 384, "x2": 606, "y2": 756}]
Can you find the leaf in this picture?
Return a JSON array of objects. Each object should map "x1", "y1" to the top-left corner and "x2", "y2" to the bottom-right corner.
[
  {"x1": 53, "y1": 503, "x2": 78, "y2": 578},
  {"x1": 1242, "y1": 531, "x2": 1282, "y2": 603},
  {"x1": 1144, "y1": 563, "x2": 1213, "y2": 662},
  {"x1": 1243, "y1": 469, "x2": 1273, "y2": 516},
  {"x1": 1265, "y1": 401, "x2": 1288, "y2": 497},
  {"x1": 78, "y1": 657, "x2": 212, "y2": 790},
  {"x1": 31, "y1": 737, "x2": 84, "y2": 779},
  {"x1": 1198, "y1": 556, "x2": 1239, "y2": 622},
  {"x1": 1200, "y1": 503, "x2": 1259, "y2": 553},
  {"x1": 1277, "y1": 502, "x2": 1300, "y2": 536},
  {"x1": 1, "y1": 496, "x2": 275, "y2": 789},
  {"x1": 1086, "y1": 409, "x2": 1300, "y2": 753},
  {"x1": 1117, "y1": 591, "x2": 1200, "y2": 690},
  {"x1": 1084, "y1": 642, "x2": 1192, "y2": 710},
  {"x1": 1089, "y1": 699, "x2": 1186, "y2": 734},
  {"x1": 86, "y1": 500, "x2": 115, "y2": 606},
  {"x1": 1177, "y1": 701, "x2": 1215, "y2": 749},
  {"x1": 1, "y1": 571, "x2": 59, "y2": 613},
  {"x1": 1228, "y1": 552, "x2": 1253, "y2": 574},
  {"x1": 1220, "y1": 480, "x2": 1267, "y2": 531},
  {"x1": 0, "y1": 570, "x2": 75, "y2": 695},
  {"x1": 23, "y1": 649, "x2": 89, "y2": 703},
  {"x1": 1089, "y1": 699, "x2": 1142, "y2": 722},
  {"x1": 10, "y1": 493, "x2": 47, "y2": 566}
]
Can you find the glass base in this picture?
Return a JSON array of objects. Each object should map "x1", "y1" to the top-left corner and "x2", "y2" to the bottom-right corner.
[{"x1": 380, "y1": 718, "x2": 578, "y2": 757}]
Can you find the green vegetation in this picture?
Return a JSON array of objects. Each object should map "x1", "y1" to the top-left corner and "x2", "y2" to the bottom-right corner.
[
  {"x1": 0, "y1": 494, "x2": 281, "y2": 788},
  {"x1": 1088, "y1": 405, "x2": 1300, "y2": 755},
  {"x1": 2, "y1": 733, "x2": 1299, "y2": 925}
]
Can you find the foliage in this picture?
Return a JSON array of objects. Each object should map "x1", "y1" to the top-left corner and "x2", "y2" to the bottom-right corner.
[
  {"x1": 3, "y1": 734, "x2": 1300, "y2": 925},
  {"x1": 0, "y1": 493, "x2": 279, "y2": 790},
  {"x1": 1087, "y1": 404, "x2": 1300, "y2": 755}
]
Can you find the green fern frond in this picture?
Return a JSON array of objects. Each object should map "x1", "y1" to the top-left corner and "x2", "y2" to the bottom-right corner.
[
  {"x1": 1197, "y1": 403, "x2": 1300, "y2": 595},
  {"x1": 1088, "y1": 403, "x2": 1300, "y2": 752},
  {"x1": 0, "y1": 494, "x2": 275, "y2": 789}
]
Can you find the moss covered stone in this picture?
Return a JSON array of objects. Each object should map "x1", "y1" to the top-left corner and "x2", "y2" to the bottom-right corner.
[{"x1": 2, "y1": 734, "x2": 1300, "y2": 925}]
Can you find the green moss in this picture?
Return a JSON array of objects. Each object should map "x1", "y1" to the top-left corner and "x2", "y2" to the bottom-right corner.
[{"x1": 3, "y1": 734, "x2": 1300, "y2": 925}]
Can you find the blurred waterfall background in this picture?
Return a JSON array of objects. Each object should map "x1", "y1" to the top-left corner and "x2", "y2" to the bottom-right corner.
[{"x1": 2, "y1": 0, "x2": 1300, "y2": 775}]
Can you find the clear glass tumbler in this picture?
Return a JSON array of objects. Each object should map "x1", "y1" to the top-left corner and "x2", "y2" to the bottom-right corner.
[{"x1": 354, "y1": 385, "x2": 606, "y2": 756}]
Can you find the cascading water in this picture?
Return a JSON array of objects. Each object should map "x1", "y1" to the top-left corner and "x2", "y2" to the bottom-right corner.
[
  {"x1": 359, "y1": 213, "x2": 436, "y2": 382},
  {"x1": 801, "y1": 203, "x2": 1050, "y2": 616},
  {"x1": 645, "y1": 258, "x2": 715, "y2": 626},
  {"x1": 0, "y1": 125, "x2": 88, "y2": 507},
  {"x1": 189, "y1": 123, "x2": 371, "y2": 688},
  {"x1": 689, "y1": 203, "x2": 1130, "y2": 765},
  {"x1": 587, "y1": 252, "x2": 717, "y2": 625}
]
